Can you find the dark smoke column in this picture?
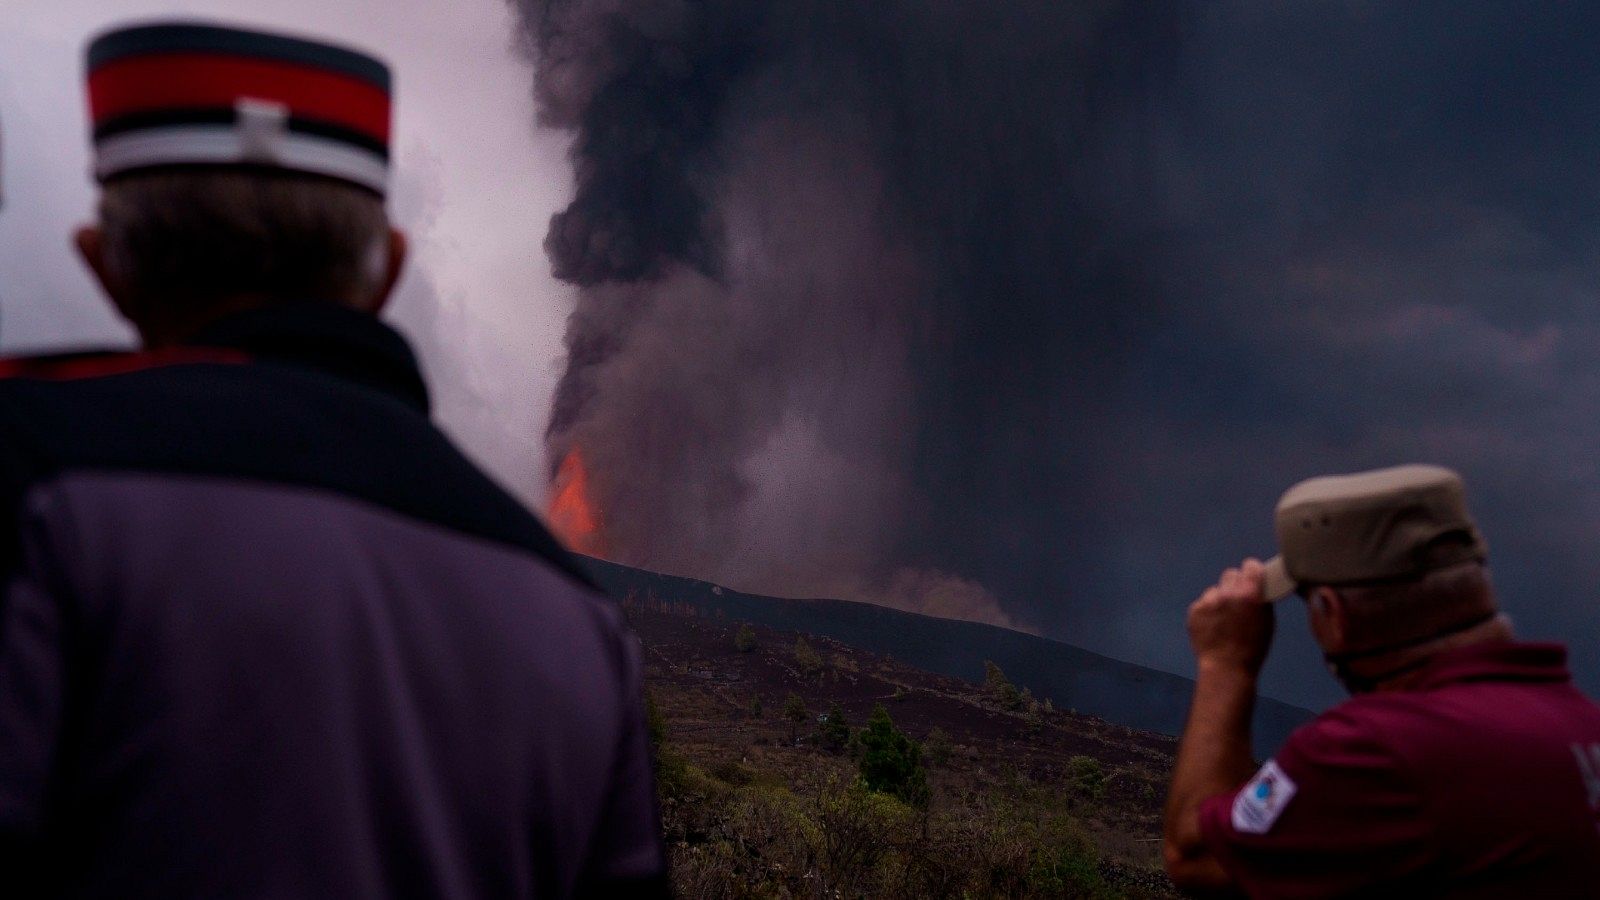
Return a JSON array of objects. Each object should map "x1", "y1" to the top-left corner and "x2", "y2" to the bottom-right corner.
[
  {"x1": 507, "y1": 1, "x2": 1600, "y2": 708},
  {"x1": 505, "y1": 0, "x2": 1187, "y2": 631},
  {"x1": 511, "y1": 0, "x2": 798, "y2": 588}
]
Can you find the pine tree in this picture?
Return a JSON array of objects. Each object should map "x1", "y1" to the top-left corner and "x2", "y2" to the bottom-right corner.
[
  {"x1": 983, "y1": 660, "x2": 1024, "y2": 710},
  {"x1": 818, "y1": 700, "x2": 852, "y2": 754},
  {"x1": 857, "y1": 705, "x2": 930, "y2": 807},
  {"x1": 924, "y1": 726, "x2": 953, "y2": 766},
  {"x1": 795, "y1": 637, "x2": 822, "y2": 674},
  {"x1": 783, "y1": 693, "x2": 808, "y2": 743}
]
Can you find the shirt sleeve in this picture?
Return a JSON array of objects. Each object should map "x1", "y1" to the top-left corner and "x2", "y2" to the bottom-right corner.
[
  {"x1": 572, "y1": 620, "x2": 669, "y2": 898},
  {"x1": 1198, "y1": 707, "x2": 1432, "y2": 898}
]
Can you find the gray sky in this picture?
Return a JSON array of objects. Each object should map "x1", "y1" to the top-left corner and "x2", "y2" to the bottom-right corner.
[
  {"x1": 503, "y1": 0, "x2": 1600, "y2": 713},
  {"x1": 12, "y1": 2, "x2": 1600, "y2": 716},
  {"x1": 0, "y1": 0, "x2": 573, "y2": 504}
]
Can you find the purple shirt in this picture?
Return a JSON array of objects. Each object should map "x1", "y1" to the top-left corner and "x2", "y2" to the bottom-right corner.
[
  {"x1": 0, "y1": 306, "x2": 666, "y2": 897},
  {"x1": 1201, "y1": 641, "x2": 1600, "y2": 897}
]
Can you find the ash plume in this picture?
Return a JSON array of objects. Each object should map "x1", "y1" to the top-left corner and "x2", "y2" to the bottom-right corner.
[{"x1": 511, "y1": 0, "x2": 1600, "y2": 703}]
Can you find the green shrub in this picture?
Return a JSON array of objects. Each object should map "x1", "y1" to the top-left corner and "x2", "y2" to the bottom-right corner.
[
  {"x1": 812, "y1": 778, "x2": 915, "y2": 896},
  {"x1": 818, "y1": 701, "x2": 852, "y2": 754},
  {"x1": 984, "y1": 660, "x2": 1026, "y2": 710},
  {"x1": 782, "y1": 693, "x2": 807, "y2": 743},
  {"x1": 923, "y1": 726, "x2": 953, "y2": 767},
  {"x1": 645, "y1": 689, "x2": 666, "y2": 752},
  {"x1": 1029, "y1": 842, "x2": 1110, "y2": 898},
  {"x1": 858, "y1": 705, "x2": 930, "y2": 808},
  {"x1": 1067, "y1": 755, "x2": 1107, "y2": 802},
  {"x1": 733, "y1": 623, "x2": 757, "y2": 652},
  {"x1": 794, "y1": 637, "x2": 822, "y2": 674}
]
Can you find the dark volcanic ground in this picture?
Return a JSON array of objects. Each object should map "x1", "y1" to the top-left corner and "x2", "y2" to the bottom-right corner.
[
  {"x1": 588, "y1": 556, "x2": 1312, "y2": 758},
  {"x1": 628, "y1": 598, "x2": 1184, "y2": 894}
]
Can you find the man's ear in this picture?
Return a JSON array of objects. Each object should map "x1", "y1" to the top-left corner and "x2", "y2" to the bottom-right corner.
[
  {"x1": 74, "y1": 225, "x2": 138, "y2": 322},
  {"x1": 1307, "y1": 585, "x2": 1347, "y2": 651},
  {"x1": 364, "y1": 228, "x2": 407, "y2": 315}
]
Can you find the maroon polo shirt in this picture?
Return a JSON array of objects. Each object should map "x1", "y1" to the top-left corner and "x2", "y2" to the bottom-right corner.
[{"x1": 1199, "y1": 641, "x2": 1600, "y2": 898}]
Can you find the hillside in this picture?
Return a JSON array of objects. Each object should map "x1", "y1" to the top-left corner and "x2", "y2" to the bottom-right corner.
[
  {"x1": 626, "y1": 595, "x2": 1180, "y2": 897},
  {"x1": 585, "y1": 557, "x2": 1312, "y2": 756}
]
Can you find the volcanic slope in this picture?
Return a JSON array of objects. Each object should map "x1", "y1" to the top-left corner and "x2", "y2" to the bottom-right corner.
[
  {"x1": 627, "y1": 595, "x2": 1183, "y2": 897},
  {"x1": 586, "y1": 557, "x2": 1312, "y2": 756}
]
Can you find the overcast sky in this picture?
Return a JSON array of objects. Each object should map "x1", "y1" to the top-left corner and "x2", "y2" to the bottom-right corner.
[
  {"x1": 494, "y1": 1, "x2": 1600, "y2": 713},
  {"x1": 1, "y1": 0, "x2": 573, "y2": 504},
  {"x1": 11, "y1": 2, "x2": 1600, "y2": 715}
]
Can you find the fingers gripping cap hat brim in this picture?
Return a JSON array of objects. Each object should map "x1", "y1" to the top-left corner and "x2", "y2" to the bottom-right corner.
[{"x1": 1261, "y1": 556, "x2": 1295, "y2": 603}]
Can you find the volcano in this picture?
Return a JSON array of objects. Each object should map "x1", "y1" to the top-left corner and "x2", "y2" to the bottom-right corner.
[{"x1": 582, "y1": 555, "x2": 1312, "y2": 757}]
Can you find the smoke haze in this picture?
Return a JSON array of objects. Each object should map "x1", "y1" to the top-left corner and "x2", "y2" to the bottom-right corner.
[{"x1": 511, "y1": 0, "x2": 1600, "y2": 709}]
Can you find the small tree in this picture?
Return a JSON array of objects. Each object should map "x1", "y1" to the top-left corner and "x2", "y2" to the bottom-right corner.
[
  {"x1": 983, "y1": 659, "x2": 1008, "y2": 693},
  {"x1": 1067, "y1": 755, "x2": 1106, "y2": 802},
  {"x1": 818, "y1": 701, "x2": 852, "y2": 754},
  {"x1": 734, "y1": 623, "x2": 757, "y2": 653},
  {"x1": 783, "y1": 693, "x2": 808, "y2": 743},
  {"x1": 643, "y1": 689, "x2": 686, "y2": 795},
  {"x1": 748, "y1": 694, "x2": 764, "y2": 718},
  {"x1": 795, "y1": 637, "x2": 823, "y2": 674},
  {"x1": 644, "y1": 689, "x2": 666, "y2": 758},
  {"x1": 984, "y1": 660, "x2": 1024, "y2": 710},
  {"x1": 858, "y1": 705, "x2": 930, "y2": 807},
  {"x1": 923, "y1": 726, "x2": 953, "y2": 767}
]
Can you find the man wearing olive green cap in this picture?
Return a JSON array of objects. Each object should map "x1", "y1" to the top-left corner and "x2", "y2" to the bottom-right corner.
[{"x1": 1163, "y1": 464, "x2": 1600, "y2": 897}]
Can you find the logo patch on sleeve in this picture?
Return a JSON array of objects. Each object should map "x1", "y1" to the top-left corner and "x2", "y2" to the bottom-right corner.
[{"x1": 1231, "y1": 759, "x2": 1297, "y2": 835}]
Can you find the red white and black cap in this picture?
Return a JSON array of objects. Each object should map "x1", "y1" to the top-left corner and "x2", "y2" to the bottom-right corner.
[{"x1": 86, "y1": 21, "x2": 392, "y2": 195}]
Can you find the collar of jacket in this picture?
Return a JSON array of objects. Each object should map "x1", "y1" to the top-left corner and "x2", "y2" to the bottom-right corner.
[{"x1": 188, "y1": 303, "x2": 431, "y2": 415}]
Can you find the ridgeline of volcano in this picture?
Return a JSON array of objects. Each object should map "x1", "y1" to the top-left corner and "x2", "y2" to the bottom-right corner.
[{"x1": 583, "y1": 556, "x2": 1311, "y2": 758}]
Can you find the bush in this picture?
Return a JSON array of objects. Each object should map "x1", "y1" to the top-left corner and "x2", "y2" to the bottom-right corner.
[
  {"x1": 858, "y1": 705, "x2": 931, "y2": 808},
  {"x1": 782, "y1": 693, "x2": 807, "y2": 743},
  {"x1": 923, "y1": 726, "x2": 953, "y2": 767},
  {"x1": 813, "y1": 778, "x2": 914, "y2": 896},
  {"x1": 984, "y1": 660, "x2": 1026, "y2": 710},
  {"x1": 659, "y1": 755, "x2": 1121, "y2": 899},
  {"x1": 1029, "y1": 841, "x2": 1111, "y2": 898},
  {"x1": 645, "y1": 690, "x2": 666, "y2": 749},
  {"x1": 795, "y1": 637, "x2": 822, "y2": 674},
  {"x1": 733, "y1": 623, "x2": 757, "y2": 653},
  {"x1": 1067, "y1": 755, "x2": 1107, "y2": 802},
  {"x1": 818, "y1": 701, "x2": 852, "y2": 754}
]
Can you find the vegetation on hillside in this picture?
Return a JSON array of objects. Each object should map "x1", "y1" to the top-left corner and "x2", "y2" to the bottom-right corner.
[{"x1": 628, "y1": 594, "x2": 1178, "y2": 898}]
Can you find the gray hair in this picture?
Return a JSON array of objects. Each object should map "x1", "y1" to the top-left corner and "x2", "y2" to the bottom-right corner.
[{"x1": 98, "y1": 169, "x2": 389, "y2": 306}]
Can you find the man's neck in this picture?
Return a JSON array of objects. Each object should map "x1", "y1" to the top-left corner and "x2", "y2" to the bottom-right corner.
[
  {"x1": 1356, "y1": 616, "x2": 1514, "y2": 694},
  {"x1": 137, "y1": 295, "x2": 360, "y2": 348}
]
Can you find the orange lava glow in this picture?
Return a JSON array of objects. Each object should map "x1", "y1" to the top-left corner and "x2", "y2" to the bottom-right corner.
[{"x1": 548, "y1": 448, "x2": 608, "y2": 557}]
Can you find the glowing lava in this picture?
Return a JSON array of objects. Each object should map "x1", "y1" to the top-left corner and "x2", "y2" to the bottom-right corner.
[{"x1": 548, "y1": 448, "x2": 608, "y2": 557}]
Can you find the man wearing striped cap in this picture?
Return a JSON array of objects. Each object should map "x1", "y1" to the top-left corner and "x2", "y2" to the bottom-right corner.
[{"x1": 0, "y1": 21, "x2": 665, "y2": 897}]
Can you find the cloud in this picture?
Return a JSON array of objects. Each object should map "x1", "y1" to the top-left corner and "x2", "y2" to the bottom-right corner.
[{"x1": 511, "y1": 0, "x2": 1600, "y2": 710}]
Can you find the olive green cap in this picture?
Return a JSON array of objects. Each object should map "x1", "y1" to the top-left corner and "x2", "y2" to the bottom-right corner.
[{"x1": 1260, "y1": 464, "x2": 1488, "y2": 602}]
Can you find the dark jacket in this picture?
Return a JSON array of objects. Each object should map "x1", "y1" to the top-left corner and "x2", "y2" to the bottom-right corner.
[{"x1": 0, "y1": 304, "x2": 665, "y2": 898}]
